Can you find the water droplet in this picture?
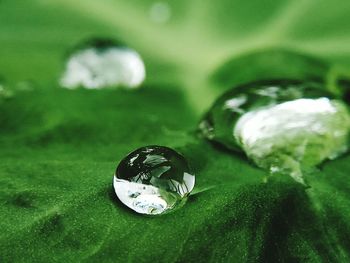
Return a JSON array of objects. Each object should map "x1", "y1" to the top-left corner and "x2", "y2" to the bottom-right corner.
[
  {"x1": 0, "y1": 78, "x2": 14, "y2": 99},
  {"x1": 60, "y1": 38, "x2": 146, "y2": 89},
  {"x1": 149, "y1": 2, "x2": 171, "y2": 24},
  {"x1": 15, "y1": 80, "x2": 35, "y2": 91},
  {"x1": 114, "y1": 145, "x2": 195, "y2": 215},
  {"x1": 200, "y1": 79, "x2": 350, "y2": 184}
]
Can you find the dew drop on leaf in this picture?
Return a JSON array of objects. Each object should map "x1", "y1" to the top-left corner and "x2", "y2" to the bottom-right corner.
[
  {"x1": 113, "y1": 145, "x2": 195, "y2": 215},
  {"x1": 0, "y1": 78, "x2": 14, "y2": 99},
  {"x1": 199, "y1": 79, "x2": 350, "y2": 184},
  {"x1": 15, "y1": 80, "x2": 36, "y2": 92},
  {"x1": 60, "y1": 38, "x2": 146, "y2": 89},
  {"x1": 149, "y1": 2, "x2": 171, "y2": 24}
]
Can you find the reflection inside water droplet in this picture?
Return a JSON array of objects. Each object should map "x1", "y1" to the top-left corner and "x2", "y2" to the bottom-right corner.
[
  {"x1": 114, "y1": 145, "x2": 195, "y2": 215},
  {"x1": 60, "y1": 39, "x2": 146, "y2": 89},
  {"x1": 200, "y1": 80, "x2": 350, "y2": 184}
]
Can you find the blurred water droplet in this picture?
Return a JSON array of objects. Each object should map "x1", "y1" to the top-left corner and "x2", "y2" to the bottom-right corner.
[
  {"x1": 149, "y1": 2, "x2": 171, "y2": 24},
  {"x1": 0, "y1": 78, "x2": 14, "y2": 99},
  {"x1": 200, "y1": 80, "x2": 350, "y2": 184},
  {"x1": 114, "y1": 145, "x2": 195, "y2": 215},
  {"x1": 60, "y1": 39, "x2": 146, "y2": 89},
  {"x1": 15, "y1": 80, "x2": 35, "y2": 92}
]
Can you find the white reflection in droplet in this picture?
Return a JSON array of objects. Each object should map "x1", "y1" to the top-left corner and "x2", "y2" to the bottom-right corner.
[
  {"x1": 60, "y1": 47, "x2": 145, "y2": 89},
  {"x1": 149, "y1": 2, "x2": 171, "y2": 24},
  {"x1": 234, "y1": 98, "x2": 350, "y2": 184}
]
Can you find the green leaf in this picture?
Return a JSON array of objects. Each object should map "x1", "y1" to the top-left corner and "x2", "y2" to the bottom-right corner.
[
  {"x1": 1, "y1": 0, "x2": 350, "y2": 262},
  {"x1": 211, "y1": 49, "x2": 330, "y2": 88}
]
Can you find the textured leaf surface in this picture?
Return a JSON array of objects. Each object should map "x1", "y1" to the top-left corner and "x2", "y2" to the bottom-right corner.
[{"x1": 1, "y1": 0, "x2": 350, "y2": 262}]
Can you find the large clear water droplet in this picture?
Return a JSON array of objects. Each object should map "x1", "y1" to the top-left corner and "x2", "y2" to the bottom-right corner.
[
  {"x1": 200, "y1": 79, "x2": 350, "y2": 184},
  {"x1": 60, "y1": 38, "x2": 146, "y2": 89},
  {"x1": 113, "y1": 145, "x2": 195, "y2": 215}
]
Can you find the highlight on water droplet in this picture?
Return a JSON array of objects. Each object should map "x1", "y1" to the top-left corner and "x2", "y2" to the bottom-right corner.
[
  {"x1": 60, "y1": 38, "x2": 146, "y2": 89},
  {"x1": 149, "y1": 2, "x2": 171, "y2": 24},
  {"x1": 113, "y1": 145, "x2": 195, "y2": 215},
  {"x1": 199, "y1": 79, "x2": 350, "y2": 184}
]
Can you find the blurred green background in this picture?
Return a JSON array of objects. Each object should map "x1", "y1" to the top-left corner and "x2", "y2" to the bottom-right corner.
[
  {"x1": 1, "y1": 0, "x2": 350, "y2": 262},
  {"x1": 2, "y1": 0, "x2": 350, "y2": 111}
]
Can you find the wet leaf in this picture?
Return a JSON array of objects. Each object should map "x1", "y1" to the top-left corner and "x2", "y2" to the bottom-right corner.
[{"x1": 1, "y1": 0, "x2": 350, "y2": 262}]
